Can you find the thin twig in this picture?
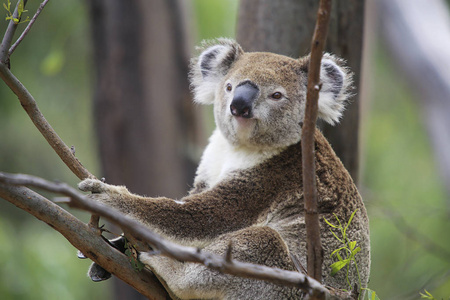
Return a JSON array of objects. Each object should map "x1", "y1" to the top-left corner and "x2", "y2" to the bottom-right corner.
[
  {"x1": 0, "y1": 0, "x2": 101, "y2": 259},
  {"x1": 301, "y1": 0, "x2": 332, "y2": 286},
  {"x1": 0, "y1": 172, "x2": 329, "y2": 297},
  {"x1": 8, "y1": 0, "x2": 50, "y2": 57},
  {"x1": 0, "y1": 0, "x2": 22, "y2": 63}
]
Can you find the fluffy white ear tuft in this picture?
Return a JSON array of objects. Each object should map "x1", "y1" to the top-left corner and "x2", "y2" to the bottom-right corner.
[
  {"x1": 317, "y1": 54, "x2": 353, "y2": 125},
  {"x1": 190, "y1": 39, "x2": 243, "y2": 105}
]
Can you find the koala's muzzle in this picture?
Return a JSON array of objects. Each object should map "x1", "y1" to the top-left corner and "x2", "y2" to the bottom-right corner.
[{"x1": 230, "y1": 81, "x2": 259, "y2": 118}]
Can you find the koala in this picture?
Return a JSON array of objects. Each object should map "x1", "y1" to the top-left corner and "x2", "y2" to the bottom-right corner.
[{"x1": 79, "y1": 38, "x2": 370, "y2": 299}]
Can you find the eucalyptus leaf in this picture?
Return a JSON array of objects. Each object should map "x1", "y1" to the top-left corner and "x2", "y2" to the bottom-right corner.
[
  {"x1": 363, "y1": 288, "x2": 380, "y2": 300},
  {"x1": 351, "y1": 247, "x2": 361, "y2": 256},
  {"x1": 330, "y1": 247, "x2": 346, "y2": 257},
  {"x1": 323, "y1": 217, "x2": 339, "y2": 228},
  {"x1": 330, "y1": 259, "x2": 349, "y2": 276},
  {"x1": 349, "y1": 240, "x2": 356, "y2": 251},
  {"x1": 329, "y1": 229, "x2": 344, "y2": 244},
  {"x1": 324, "y1": 216, "x2": 339, "y2": 228},
  {"x1": 343, "y1": 208, "x2": 359, "y2": 237}
]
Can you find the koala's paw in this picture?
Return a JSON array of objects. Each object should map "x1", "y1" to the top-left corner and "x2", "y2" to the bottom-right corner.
[
  {"x1": 78, "y1": 178, "x2": 125, "y2": 206},
  {"x1": 78, "y1": 178, "x2": 109, "y2": 193}
]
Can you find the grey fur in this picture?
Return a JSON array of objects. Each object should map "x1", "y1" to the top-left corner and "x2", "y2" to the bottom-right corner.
[{"x1": 80, "y1": 39, "x2": 369, "y2": 299}]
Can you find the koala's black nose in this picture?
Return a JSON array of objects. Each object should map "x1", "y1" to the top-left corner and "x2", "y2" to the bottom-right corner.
[{"x1": 230, "y1": 81, "x2": 259, "y2": 118}]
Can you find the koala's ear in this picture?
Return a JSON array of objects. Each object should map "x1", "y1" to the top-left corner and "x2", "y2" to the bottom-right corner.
[
  {"x1": 316, "y1": 54, "x2": 353, "y2": 125},
  {"x1": 190, "y1": 39, "x2": 244, "y2": 105}
]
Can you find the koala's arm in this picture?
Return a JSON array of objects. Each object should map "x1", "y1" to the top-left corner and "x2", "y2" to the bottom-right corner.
[{"x1": 79, "y1": 178, "x2": 267, "y2": 244}]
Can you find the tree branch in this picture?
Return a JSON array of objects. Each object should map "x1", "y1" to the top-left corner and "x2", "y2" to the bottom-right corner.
[
  {"x1": 301, "y1": 0, "x2": 332, "y2": 285},
  {"x1": 8, "y1": 0, "x2": 50, "y2": 57},
  {"x1": 0, "y1": 172, "x2": 331, "y2": 298},
  {"x1": 0, "y1": 1, "x2": 167, "y2": 297},
  {"x1": 0, "y1": 182, "x2": 169, "y2": 300},
  {"x1": 0, "y1": 0, "x2": 94, "y2": 181},
  {"x1": 0, "y1": 0, "x2": 99, "y2": 228}
]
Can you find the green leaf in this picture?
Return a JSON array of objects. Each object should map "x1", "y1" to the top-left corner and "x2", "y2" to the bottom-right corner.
[
  {"x1": 330, "y1": 247, "x2": 346, "y2": 258},
  {"x1": 17, "y1": 0, "x2": 24, "y2": 15},
  {"x1": 344, "y1": 208, "x2": 359, "y2": 237},
  {"x1": 330, "y1": 259, "x2": 349, "y2": 276},
  {"x1": 336, "y1": 252, "x2": 345, "y2": 261},
  {"x1": 19, "y1": 15, "x2": 29, "y2": 23},
  {"x1": 324, "y1": 216, "x2": 339, "y2": 228},
  {"x1": 333, "y1": 213, "x2": 344, "y2": 229},
  {"x1": 4, "y1": 0, "x2": 10, "y2": 12},
  {"x1": 351, "y1": 246, "x2": 361, "y2": 257},
  {"x1": 419, "y1": 289, "x2": 435, "y2": 300},
  {"x1": 329, "y1": 229, "x2": 344, "y2": 244},
  {"x1": 371, "y1": 290, "x2": 376, "y2": 300},
  {"x1": 349, "y1": 240, "x2": 356, "y2": 251},
  {"x1": 362, "y1": 288, "x2": 380, "y2": 300}
]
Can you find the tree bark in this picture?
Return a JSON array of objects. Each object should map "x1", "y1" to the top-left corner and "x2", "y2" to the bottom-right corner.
[
  {"x1": 236, "y1": 0, "x2": 317, "y2": 57},
  {"x1": 0, "y1": 183, "x2": 168, "y2": 300},
  {"x1": 88, "y1": 0, "x2": 198, "y2": 298},
  {"x1": 321, "y1": 0, "x2": 365, "y2": 184},
  {"x1": 302, "y1": 0, "x2": 332, "y2": 285},
  {"x1": 236, "y1": 0, "x2": 365, "y2": 183}
]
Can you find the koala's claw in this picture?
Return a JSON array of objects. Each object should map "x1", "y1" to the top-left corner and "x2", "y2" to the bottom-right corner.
[
  {"x1": 78, "y1": 178, "x2": 107, "y2": 193},
  {"x1": 88, "y1": 263, "x2": 112, "y2": 282},
  {"x1": 77, "y1": 250, "x2": 88, "y2": 259}
]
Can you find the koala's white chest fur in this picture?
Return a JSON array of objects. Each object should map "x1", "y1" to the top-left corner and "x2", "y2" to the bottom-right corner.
[{"x1": 195, "y1": 129, "x2": 284, "y2": 188}]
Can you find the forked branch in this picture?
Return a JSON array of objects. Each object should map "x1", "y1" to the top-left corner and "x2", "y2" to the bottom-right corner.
[
  {"x1": 0, "y1": 0, "x2": 93, "y2": 181},
  {"x1": 0, "y1": 181, "x2": 169, "y2": 300},
  {"x1": 0, "y1": 0, "x2": 99, "y2": 227},
  {"x1": 9, "y1": 0, "x2": 50, "y2": 57}
]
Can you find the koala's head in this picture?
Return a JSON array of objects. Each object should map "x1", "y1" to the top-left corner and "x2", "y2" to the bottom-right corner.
[{"x1": 190, "y1": 39, "x2": 352, "y2": 150}]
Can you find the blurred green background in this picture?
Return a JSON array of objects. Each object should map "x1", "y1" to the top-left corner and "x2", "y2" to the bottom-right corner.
[{"x1": 0, "y1": 1, "x2": 449, "y2": 299}]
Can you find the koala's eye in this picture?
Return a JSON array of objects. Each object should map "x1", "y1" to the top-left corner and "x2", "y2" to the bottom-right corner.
[
  {"x1": 226, "y1": 83, "x2": 232, "y2": 92},
  {"x1": 271, "y1": 92, "x2": 283, "y2": 100}
]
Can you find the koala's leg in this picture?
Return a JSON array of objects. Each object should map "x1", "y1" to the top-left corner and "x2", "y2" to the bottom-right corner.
[{"x1": 140, "y1": 226, "x2": 303, "y2": 300}]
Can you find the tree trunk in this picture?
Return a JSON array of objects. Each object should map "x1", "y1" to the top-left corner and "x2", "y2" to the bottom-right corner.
[
  {"x1": 237, "y1": 0, "x2": 365, "y2": 183},
  {"x1": 88, "y1": 0, "x2": 198, "y2": 298},
  {"x1": 322, "y1": 0, "x2": 365, "y2": 184}
]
